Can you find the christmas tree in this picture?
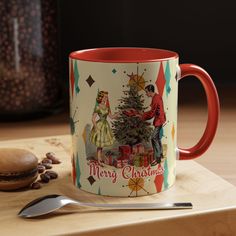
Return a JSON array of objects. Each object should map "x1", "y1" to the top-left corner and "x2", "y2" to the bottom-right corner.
[{"x1": 112, "y1": 85, "x2": 152, "y2": 146}]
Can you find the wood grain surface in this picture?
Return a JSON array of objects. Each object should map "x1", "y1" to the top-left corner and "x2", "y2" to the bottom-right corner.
[{"x1": 0, "y1": 134, "x2": 236, "y2": 235}]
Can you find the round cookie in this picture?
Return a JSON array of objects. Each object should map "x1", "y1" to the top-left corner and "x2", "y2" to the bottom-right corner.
[{"x1": 0, "y1": 148, "x2": 38, "y2": 191}]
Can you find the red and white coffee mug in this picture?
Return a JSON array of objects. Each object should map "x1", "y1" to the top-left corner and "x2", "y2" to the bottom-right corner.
[{"x1": 69, "y1": 48, "x2": 219, "y2": 197}]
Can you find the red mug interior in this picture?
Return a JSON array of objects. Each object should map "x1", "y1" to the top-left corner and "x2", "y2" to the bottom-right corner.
[{"x1": 69, "y1": 47, "x2": 178, "y2": 63}]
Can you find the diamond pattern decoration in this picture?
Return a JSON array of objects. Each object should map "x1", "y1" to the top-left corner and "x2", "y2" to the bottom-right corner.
[
  {"x1": 74, "y1": 61, "x2": 80, "y2": 94},
  {"x1": 163, "y1": 159, "x2": 169, "y2": 190},
  {"x1": 72, "y1": 154, "x2": 76, "y2": 185},
  {"x1": 112, "y1": 68, "x2": 117, "y2": 74},
  {"x1": 70, "y1": 60, "x2": 75, "y2": 97},
  {"x1": 164, "y1": 61, "x2": 171, "y2": 96},
  {"x1": 87, "y1": 175, "x2": 96, "y2": 185},
  {"x1": 154, "y1": 164, "x2": 164, "y2": 192},
  {"x1": 171, "y1": 123, "x2": 175, "y2": 142},
  {"x1": 159, "y1": 126, "x2": 164, "y2": 139},
  {"x1": 86, "y1": 75, "x2": 95, "y2": 87},
  {"x1": 76, "y1": 153, "x2": 81, "y2": 188},
  {"x1": 155, "y1": 62, "x2": 166, "y2": 97}
]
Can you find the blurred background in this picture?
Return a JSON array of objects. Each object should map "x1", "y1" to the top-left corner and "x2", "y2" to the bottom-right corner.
[{"x1": 59, "y1": 0, "x2": 236, "y2": 108}]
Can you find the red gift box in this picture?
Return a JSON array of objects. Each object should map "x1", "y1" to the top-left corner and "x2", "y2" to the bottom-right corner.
[
  {"x1": 104, "y1": 155, "x2": 113, "y2": 165},
  {"x1": 122, "y1": 159, "x2": 129, "y2": 166},
  {"x1": 114, "y1": 159, "x2": 121, "y2": 168},
  {"x1": 147, "y1": 148, "x2": 154, "y2": 163},
  {"x1": 139, "y1": 153, "x2": 148, "y2": 167},
  {"x1": 115, "y1": 159, "x2": 129, "y2": 168},
  {"x1": 132, "y1": 143, "x2": 145, "y2": 154},
  {"x1": 129, "y1": 154, "x2": 135, "y2": 165},
  {"x1": 143, "y1": 154, "x2": 149, "y2": 167},
  {"x1": 119, "y1": 145, "x2": 131, "y2": 159},
  {"x1": 104, "y1": 151, "x2": 116, "y2": 166},
  {"x1": 114, "y1": 159, "x2": 128, "y2": 168}
]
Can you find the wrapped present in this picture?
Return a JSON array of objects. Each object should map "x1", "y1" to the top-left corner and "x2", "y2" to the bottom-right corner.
[
  {"x1": 114, "y1": 159, "x2": 123, "y2": 168},
  {"x1": 104, "y1": 151, "x2": 114, "y2": 165},
  {"x1": 132, "y1": 145, "x2": 138, "y2": 154},
  {"x1": 142, "y1": 154, "x2": 149, "y2": 167},
  {"x1": 104, "y1": 155, "x2": 113, "y2": 165},
  {"x1": 114, "y1": 158, "x2": 129, "y2": 168},
  {"x1": 147, "y1": 149, "x2": 154, "y2": 163},
  {"x1": 139, "y1": 153, "x2": 148, "y2": 167},
  {"x1": 132, "y1": 143, "x2": 145, "y2": 154},
  {"x1": 162, "y1": 144, "x2": 167, "y2": 158},
  {"x1": 119, "y1": 145, "x2": 131, "y2": 159},
  {"x1": 128, "y1": 154, "x2": 135, "y2": 165},
  {"x1": 105, "y1": 150, "x2": 113, "y2": 156},
  {"x1": 122, "y1": 159, "x2": 129, "y2": 166},
  {"x1": 104, "y1": 150, "x2": 119, "y2": 166},
  {"x1": 113, "y1": 159, "x2": 128, "y2": 168},
  {"x1": 133, "y1": 155, "x2": 141, "y2": 167},
  {"x1": 143, "y1": 160, "x2": 149, "y2": 167},
  {"x1": 139, "y1": 154, "x2": 143, "y2": 167}
]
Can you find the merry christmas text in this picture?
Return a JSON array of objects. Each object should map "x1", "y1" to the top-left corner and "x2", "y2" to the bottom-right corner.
[
  {"x1": 89, "y1": 163, "x2": 164, "y2": 184},
  {"x1": 122, "y1": 165, "x2": 164, "y2": 179}
]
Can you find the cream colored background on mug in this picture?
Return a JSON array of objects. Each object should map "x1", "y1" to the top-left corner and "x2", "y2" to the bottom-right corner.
[{"x1": 70, "y1": 58, "x2": 178, "y2": 196}]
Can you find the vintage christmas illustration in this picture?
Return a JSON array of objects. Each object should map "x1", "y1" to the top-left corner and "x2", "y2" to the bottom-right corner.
[{"x1": 69, "y1": 59, "x2": 178, "y2": 196}]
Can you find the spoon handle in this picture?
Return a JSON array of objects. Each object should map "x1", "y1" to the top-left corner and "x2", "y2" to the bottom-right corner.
[{"x1": 78, "y1": 202, "x2": 193, "y2": 210}]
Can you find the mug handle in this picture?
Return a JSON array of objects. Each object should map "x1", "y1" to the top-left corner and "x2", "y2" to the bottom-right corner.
[{"x1": 177, "y1": 64, "x2": 220, "y2": 160}]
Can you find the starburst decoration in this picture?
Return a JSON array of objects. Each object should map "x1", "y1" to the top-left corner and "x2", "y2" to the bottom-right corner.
[
  {"x1": 126, "y1": 66, "x2": 146, "y2": 91},
  {"x1": 123, "y1": 177, "x2": 149, "y2": 197}
]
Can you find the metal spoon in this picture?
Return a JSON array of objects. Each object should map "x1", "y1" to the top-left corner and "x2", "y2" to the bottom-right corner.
[{"x1": 18, "y1": 194, "x2": 193, "y2": 218}]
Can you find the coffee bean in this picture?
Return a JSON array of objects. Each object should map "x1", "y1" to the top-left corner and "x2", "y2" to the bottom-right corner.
[
  {"x1": 37, "y1": 164, "x2": 46, "y2": 173},
  {"x1": 31, "y1": 182, "x2": 41, "y2": 189},
  {"x1": 42, "y1": 163, "x2": 52, "y2": 169},
  {"x1": 46, "y1": 152, "x2": 61, "y2": 164},
  {"x1": 52, "y1": 159, "x2": 61, "y2": 164},
  {"x1": 45, "y1": 170, "x2": 58, "y2": 179},
  {"x1": 40, "y1": 173, "x2": 50, "y2": 183},
  {"x1": 42, "y1": 158, "x2": 53, "y2": 164},
  {"x1": 46, "y1": 152, "x2": 55, "y2": 159}
]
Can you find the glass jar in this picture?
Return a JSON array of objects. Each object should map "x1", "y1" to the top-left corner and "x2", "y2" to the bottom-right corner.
[{"x1": 0, "y1": 0, "x2": 62, "y2": 120}]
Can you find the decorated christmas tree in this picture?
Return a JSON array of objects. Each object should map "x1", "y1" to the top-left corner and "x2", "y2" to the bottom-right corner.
[{"x1": 112, "y1": 85, "x2": 152, "y2": 146}]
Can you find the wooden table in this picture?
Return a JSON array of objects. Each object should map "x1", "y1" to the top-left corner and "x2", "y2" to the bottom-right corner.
[
  {"x1": 0, "y1": 135, "x2": 236, "y2": 236},
  {"x1": 0, "y1": 106, "x2": 235, "y2": 235}
]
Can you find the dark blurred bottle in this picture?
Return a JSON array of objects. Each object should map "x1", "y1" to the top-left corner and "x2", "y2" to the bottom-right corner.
[{"x1": 0, "y1": 0, "x2": 62, "y2": 120}]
